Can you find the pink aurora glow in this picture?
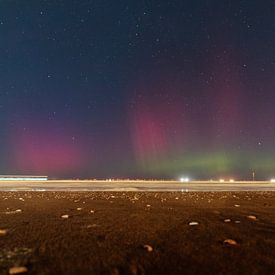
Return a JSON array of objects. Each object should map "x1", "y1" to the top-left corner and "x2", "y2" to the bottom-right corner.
[
  {"x1": 9, "y1": 123, "x2": 85, "y2": 175},
  {"x1": 129, "y1": 80, "x2": 190, "y2": 164}
]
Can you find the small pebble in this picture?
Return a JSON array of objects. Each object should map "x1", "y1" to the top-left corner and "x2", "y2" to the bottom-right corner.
[
  {"x1": 235, "y1": 220, "x2": 241, "y2": 224},
  {"x1": 15, "y1": 209, "x2": 22, "y2": 213},
  {"x1": 0, "y1": 229, "x2": 7, "y2": 236},
  {"x1": 87, "y1": 224, "x2": 98, "y2": 228},
  {"x1": 146, "y1": 204, "x2": 151, "y2": 207},
  {"x1": 61, "y1": 214, "x2": 69, "y2": 219},
  {"x1": 77, "y1": 208, "x2": 82, "y2": 211},
  {"x1": 213, "y1": 210, "x2": 220, "y2": 214},
  {"x1": 189, "y1": 221, "x2": 199, "y2": 226},
  {"x1": 224, "y1": 239, "x2": 238, "y2": 246},
  {"x1": 247, "y1": 215, "x2": 257, "y2": 220},
  {"x1": 9, "y1": 266, "x2": 28, "y2": 274},
  {"x1": 234, "y1": 204, "x2": 240, "y2": 207},
  {"x1": 90, "y1": 210, "x2": 95, "y2": 213},
  {"x1": 224, "y1": 219, "x2": 231, "y2": 223},
  {"x1": 143, "y1": 244, "x2": 153, "y2": 252}
]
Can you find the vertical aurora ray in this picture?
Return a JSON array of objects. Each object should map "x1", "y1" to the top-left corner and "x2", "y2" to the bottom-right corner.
[
  {"x1": 128, "y1": 77, "x2": 191, "y2": 174},
  {"x1": 208, "y1": 50, "x2": 244, "y2": 143}
]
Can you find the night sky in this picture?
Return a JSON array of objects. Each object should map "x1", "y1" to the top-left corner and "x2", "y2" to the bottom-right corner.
[{"x1": 1, "y1": 1, "x2": 275, "y2": 179}]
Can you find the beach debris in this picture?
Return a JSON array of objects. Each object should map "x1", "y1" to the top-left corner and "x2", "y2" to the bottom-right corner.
[
  {"x1": 77, "y1": 208, "x2": 82, "y2": 211},
  {"x1": 223, "y1": 239, "x2": 238, "y2": 246},
  {"x1": 133, "y1": 195, "x2": 139, "y2": 201},
  {"x1": 61, "y1": 214, "x2": 69, "y2": 219},
  {"x1": 175, "y1": 197, "x2": 179, "y2": 200},
  {"x1": 189, "y1": 221, "x2": 199, "y2": 226},
  {"x1": 0, "y1": 229, "x2": 7, "y2": 236},
  {"x1": 9, "y1": 266, "x2": 28, "y2": 274},
  {"x1": 143, "y1": 244, "x2": 153, "y2": 252},
  {"x1": 5, "y1": 209, "x2": 23, "y2": 215},
  {"x1": 247, "y1": 215, "x2": 257, "y2": 220},
  {"x1": 235, "y1": 220, "x2": 241, "y2": 224},
  {"x1": 18, "y1": 198, "x2": 25, "y2": 202},
  {"x1": 87, "y1": 224, "x2": 98, "y2": 228},
  {"x1": 90, "y1": 210, "x2": 95, "y2": 213},
  {"x1": 234, "y1": 204, "x2": 240, "y2": 207},
  {"x1": 224, "y1": 219, "x2": 231, "y2": 223},
  {"x1": 146, "y1": 204, "x2": 151, "y2": 207}
]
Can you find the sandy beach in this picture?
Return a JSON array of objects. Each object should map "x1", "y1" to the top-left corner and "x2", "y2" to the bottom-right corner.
[{"x1": 0, "y1": 191, "x2": 274, "y2": 274}]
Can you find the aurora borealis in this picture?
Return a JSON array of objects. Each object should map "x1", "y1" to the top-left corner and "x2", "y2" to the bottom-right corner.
[{"x1": 1, "y1": 1, "x2": 275, "y2": 179}]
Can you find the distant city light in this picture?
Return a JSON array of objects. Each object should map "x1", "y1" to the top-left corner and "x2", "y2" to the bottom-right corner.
[
  {"x1": 180, "y1": 177, "x2": 190, "y2": 182},
  {"x1": 270, "y1": 179, "x2": 275, "y2": 182},
  {"x1": 219, "y1": 179, "x2": 225, "y2": 183},
  {"x1": 0, "y1": 176, "x2": 48, "y2": 181},
  {"x1": 229, "y1": 179, "x2": 235, "y2": 182}
]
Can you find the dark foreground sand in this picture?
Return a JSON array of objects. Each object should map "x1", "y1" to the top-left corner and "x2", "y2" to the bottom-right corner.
[{"x1": 0, "y1": 191, "x2": 274, "y2": 275}]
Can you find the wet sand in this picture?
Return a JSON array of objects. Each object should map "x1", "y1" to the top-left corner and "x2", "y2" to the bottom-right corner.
[{"x1": 0, "y1": 191, "x2": 274, "y2": 274}]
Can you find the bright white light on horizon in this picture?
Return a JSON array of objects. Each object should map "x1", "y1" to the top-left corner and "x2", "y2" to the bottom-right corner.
[
  {"x1": 270, "y1": 179, "x2": 275, "y2": 182},
  {"x1": 219, "y1": 179, "x2": 225, "y2": 183},
  {"x1": 180, "y1": 177, "x2": 190, "y2": 182},
  {"x1": 0, "y1": 176, "x2": 48, "y2": 181},
  {"x1": 229, "y1": 179, "x2": 235, "y2": 182}
]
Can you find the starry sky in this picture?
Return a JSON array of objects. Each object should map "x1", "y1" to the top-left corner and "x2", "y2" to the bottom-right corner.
[{"x1": 1, "y1": 0, "x2": 275, "y2": 179}]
